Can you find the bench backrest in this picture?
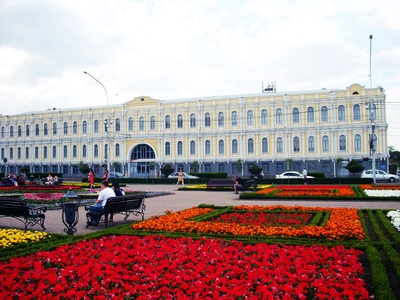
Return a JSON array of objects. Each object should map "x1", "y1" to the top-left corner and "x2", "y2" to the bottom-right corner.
[
  {"x1": 0, "y1": 198, "x2": 28, "y2": 217},
  {"x1": 105, "y1": 194, "x2": 145, "y2": 213}
]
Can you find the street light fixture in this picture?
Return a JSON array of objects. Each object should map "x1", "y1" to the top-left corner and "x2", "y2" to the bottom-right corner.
[{"x1": 83, "y1": 71, "x2": 111, "y2": 174}]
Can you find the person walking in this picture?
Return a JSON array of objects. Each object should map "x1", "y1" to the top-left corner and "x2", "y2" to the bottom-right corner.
[
  {"x1": 302, "y1": 167, "x2": 308, "y2": 185},
  {"x1": 176, "y1": 169, "x2": 184, "y2": 186},
  {"x1": 89, "y1": 169, "x2": 95, "y2": 192}
]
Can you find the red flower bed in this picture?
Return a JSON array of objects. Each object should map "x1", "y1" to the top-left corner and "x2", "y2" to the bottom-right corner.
[
  {"x1": 0, "y1": 185, "x2": 80, "y2": 191},
  {"x1": 0, "y1": 235, "x2": 370, "y2": 299},
  {"x1": 209, "y1": 211, "x2": 313, "y2": 226},
  {"x1": 256, "y1": 185, "x2": 355, "y2": 197}
]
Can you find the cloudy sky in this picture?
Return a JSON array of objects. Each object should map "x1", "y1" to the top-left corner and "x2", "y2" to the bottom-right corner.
[{"x1": 1, "y1": 0, "x2": 399, "y2": 148}]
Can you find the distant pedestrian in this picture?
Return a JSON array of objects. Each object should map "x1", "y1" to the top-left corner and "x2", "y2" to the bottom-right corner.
[
  {"x1": 302, "y1": 168, "x2": 308, "y2": 185},
  {"x1": 176, "y1": 169, "x2": 184, "y2": 186},
  {"x1": 89, "y1": 169, "x2": 95, "y2": 191}
]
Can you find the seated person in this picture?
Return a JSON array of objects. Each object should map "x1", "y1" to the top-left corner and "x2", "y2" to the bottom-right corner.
[
  {"x1": 109, "y1": 182, "x2": 125, "y2": 222},
  {"x1": 87, "y1": 180, "x2": 116, "y2": 225},
  {"x1": 45, "y1": 174, "x2": 54, "y2": 185},
  {"x1": 53, "y1": 176, "x2": 59, "y2": 185},
  {"x1": 8, "y1": 173, "x2": 18, "y2": 187},
  {"x1": 233, "y1": 174, "x2": 245, "y2": 194},
  {"x1": 17, "y1": 171, "x2": 28, "y2": 185}
]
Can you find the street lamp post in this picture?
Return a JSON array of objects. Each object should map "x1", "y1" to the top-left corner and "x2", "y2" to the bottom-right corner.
[{"x1": 83, "y1": 71, "x2": 111, "y2": 174}]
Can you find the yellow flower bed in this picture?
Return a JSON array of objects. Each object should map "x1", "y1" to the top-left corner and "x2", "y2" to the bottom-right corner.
[
  {"x1": 0, "y1": 229, "x2": 50, "y2": 248},
  {"x1": 133, "y1": 205, "x2": 365, "y2": 240}
]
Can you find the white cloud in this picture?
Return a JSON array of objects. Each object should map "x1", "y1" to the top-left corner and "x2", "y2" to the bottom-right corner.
[{"x1": 0, "y1": 0, "x2": 399, "y2": 147}]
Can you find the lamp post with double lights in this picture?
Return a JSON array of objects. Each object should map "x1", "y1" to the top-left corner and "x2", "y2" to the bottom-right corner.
[{"x1": 83, "y1": 71, "x2": 111, "y2": 174}]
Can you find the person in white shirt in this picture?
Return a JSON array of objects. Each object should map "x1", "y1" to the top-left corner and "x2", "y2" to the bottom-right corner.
[
  {"x1": 88, "y1": 180, "x2": 116, "y2": 225},
  {"x1": 302, "y1": 168, "x2": 308, "y2": 185}
]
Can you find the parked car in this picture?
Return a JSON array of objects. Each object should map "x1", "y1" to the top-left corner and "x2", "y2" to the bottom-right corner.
[
  {"x1": 275, "y1": 171, "x2": 315, "y2": 179},
  {"x1": 361, "y1": 170, "x2": 399, "y2": 182},
  {"x1": 168, "y1": 172, "x2": 199, "y2": 179},
  {"x1": 109, "y1": 172, "x2": 126, "y2": 178}
]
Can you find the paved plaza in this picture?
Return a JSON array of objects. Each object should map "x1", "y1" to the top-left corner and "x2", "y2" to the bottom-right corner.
[{"x1": 1, "y1": 184, "x2": 400, "y2": 235}]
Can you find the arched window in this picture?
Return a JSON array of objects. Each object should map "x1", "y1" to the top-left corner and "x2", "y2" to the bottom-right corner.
[
  {"x1": 10, "y1": 126, "x2": 14, "y2": 138},
  {"x1": 248, "y1": 138, "x2": 254, "y2": 154},
  {"x1": 190, "y1": 141, "x2": 195, "y2": 155},
  {"x1": 150, "y1": 116, "x2": 156, "y2": 130},
  {"x1": 205, "y1": 113, "x2": 211, "y2": 127},
  {"x1": 165, "y1": 142, "x2": 170, "y2": 155},
  {"x1": 231, "y1": 111, "x2": 238, "y2": 126},
  {"x1": 34, "y1": 146, "x2": 39, "y2": 159},
  {"x1": 63, "y1": 122, "x2": 68, "y2": 134},
  {"x1": 308, "y1": 136, "x2": 315, "y2": 152},
  {"x1": 115, "y1": 143, "x2": 120, "y2": 157},
  {"x1": 43, "y1": 146, "x2": 47, "y2": 159},
  {"x1": 354, "y1": 134, "x2": 361, "y2": 151},
  {"x1": 177, "y1": 114, "x2": 183, "y2": 128},
  {"x1": 82, "y1": 145, "x2": 87, "y2": 158},
  {"x1": 128, "y1": 117, "x2": 133, "y2": 131},
  {"x1": 338, "y1": 105, "x2": 345, "y2": 121},
  {"x1": 339, "y1": 135, "x2": 346, "y2": 151},
  {"x1": 322, "y1": 135, "x2": 329, "y2": 152},
  {"x1": 43, "y1": 123, "x2": 48, "y2": 135},
  {"x1": 25, "y1": 147, "x2": 29, "y2": 159},
  {"x1": 139, "y1": 117, "x2": 144, "y2": 131},
  {"x1": 321, "y1": 106, "x2": 328, "y2": 122},
  {"x1": 190, "y1": 114, "x2": 196, "y2": 128},
  {"x1": 18, "y1": 147, "x2": 21, "y2": 159},
  {"x1": 205, "y1": 140, "x2": 211, "y2": 155},
  {"x1": 9, "y1": 147, "x2": 13, "y2": 159},
  {"x1": 292, "y1": 108, "x2": 299, "y2": 123},
  {"x1": 115, "y1": 118, "x2": 121, "y2": 132},
  {"x1": 262, "y1": 138, "x2": 268, "y2": 153},
  {"x1": 94, "y1": 144, "x2": 98, "y2": 157},
  {"x1": 353, "y1": 104, "x2": 361, "y2": 121},
  {"x1": 26, "y1": 125, "x2": 30, "y2": 136},
  {"x1": 232, "y1": 139, "x2": 238, "y2": 155},
  {"x1": 63, "y1": 145, "x2": 68, "y2": 158},
  {"x1": 218, "y1": 139, "x2": 224, "y2": 155},
  {"x1": 247, "y1": 110, "x2": 253, "y2": 126},
  {"x1": 52, "y1": 123, "x2": 57, "y2": 135},
  {"x1": 177, "y1": 141, "x2": 183, "y2": 155},
  {"x1": 261, "y1": 109, "x2": 268, "y2": 125},
  {"x1": 165, "y1": 115, "x2": 170, "y2": 129},
  {"x1": 293, "y1": 136, "x2": 300, "y2": 152},
  {"x1": 276, "y1": 108, "x2": 282, "y2": 124},
  {"x1": 18, "y1": 125, "x2": 22, "y2": 137},
  {"x1": 307, "y1": 107, "x2": 314, "y2": 122},
  {"x1": 73, "y1": 121, "x2": 77, "y2": 134},
  {"x1": 73, "y1": 145, "x2": 77, "y2": 158},
  {"x1": 82, "y1": 121, "x2": 87, "y2": 134},
  {"x1": 94, "y1": 120, "x2": 99, "y2": 133},
  {"x1": 218, "y1": 112, "x2": 224, "y2": 127},
  {"x1": 276, "y1": 137, "x2": 283, "y2": 153},
  {"x1": 35, "y1": 124, "x2": 40, "y2": 136},
  {"x1": 52, "y1": 146, "x2": 57, "y2": 158}
]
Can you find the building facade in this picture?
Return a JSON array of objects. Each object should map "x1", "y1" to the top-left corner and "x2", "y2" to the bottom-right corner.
[{"x1": 0, "y1": 83, "x2": 389, "y2": 178}]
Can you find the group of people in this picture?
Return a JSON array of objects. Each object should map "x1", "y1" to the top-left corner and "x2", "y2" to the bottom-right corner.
[
  {"x1": 87, "y1": 180, "x2": 124, "y2": 225},
  {"x1": 45, "y1": 174, "x2": 59, "y2": 185},
  {"x1": 2, "y1": 171, "x2": 29, "y2": 186}
]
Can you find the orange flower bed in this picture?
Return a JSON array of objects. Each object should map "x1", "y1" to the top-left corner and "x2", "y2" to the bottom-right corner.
[
  {"x1": 255, "y1": 185, "x2": 354, "y2": 197},
  {"x1": 133, "y1": 205, "x2": 365, "y2": 240},
  {"x1": 360, "y1": 184, "x2": 400, "y2": 190}
]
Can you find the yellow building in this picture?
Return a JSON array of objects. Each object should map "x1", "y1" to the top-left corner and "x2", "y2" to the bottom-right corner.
[{"x1": 0, "y1": 83, "x2": 388, "y2": 178}]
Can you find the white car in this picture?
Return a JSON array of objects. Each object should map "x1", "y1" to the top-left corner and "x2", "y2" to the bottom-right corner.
[
  {"x1": 168, "y1": 172, "x2": 199, "y2": 179},
  {"x1": 275, "y1": 171, "x2": 314, "y2": 179},
  {"x1": 109, "y1": 172, "x2": 126, "y2": 178},
  {"x1": 361, "y1": 170, "x2": 399, "y2": 182}
]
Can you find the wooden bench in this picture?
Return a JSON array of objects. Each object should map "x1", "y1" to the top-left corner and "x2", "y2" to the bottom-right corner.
[
  {"x1": 85, "y1": 193, "x2": 146, "y2": 228},
  {"x1": 206, "y1": 179, "x2": 235, "y2": 189},
  {"x1": 0, "y1": 198, "x2": 47, "y2": 230}
]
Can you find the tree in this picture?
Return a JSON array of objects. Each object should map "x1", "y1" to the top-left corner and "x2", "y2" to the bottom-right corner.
[
  {"x1": 248, "y1": 165, "x2": 263, "y2": 177},
  {"x1": 78, "y1": 162, "x2": 90, "y2": 175},
  {"x1": 235, "y1": 159, "x2": 243, "y2": 175},
  {"x1": 344, "y1": 160, "x2": 364, "y2": 177},
  {"x1": 160, "y1": 164, "x2": 174, "y2": 178},
  {"x1": 191, "y1": 161, "x2": 199, "y2": 173},
  {"x1": 112, "y1": 162, "x2": 121, "y2": 172}
]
